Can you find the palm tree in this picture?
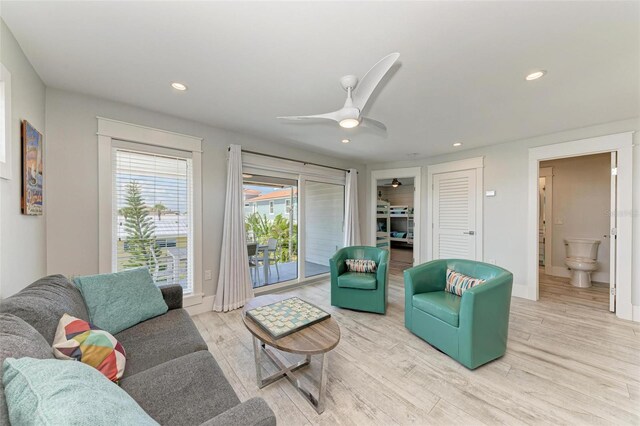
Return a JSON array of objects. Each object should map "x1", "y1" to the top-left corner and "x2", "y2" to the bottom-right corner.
[{"x1": 151, "y1": 203, "x2": 168, "y2": 220}]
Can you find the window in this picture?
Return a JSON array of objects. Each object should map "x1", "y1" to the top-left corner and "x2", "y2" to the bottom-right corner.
[
  {"x1": 0, "y1": 62, "x2": 11, "y2": 179},
  {"x1": 269, "y1": 201, "x2": 274, "y2": 214},
  {"x1": 113, "y1": 146, "x2": 194, "y2": 294}
]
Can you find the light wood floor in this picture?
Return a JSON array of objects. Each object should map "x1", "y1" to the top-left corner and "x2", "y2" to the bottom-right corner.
[{"x1": 193, "y1": 270, "x2": 640, "y2": 425}]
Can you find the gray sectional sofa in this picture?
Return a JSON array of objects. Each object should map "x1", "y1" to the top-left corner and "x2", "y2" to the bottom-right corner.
[{"x1": 0, "y1": 275, "x2": 276, "y2": 426}]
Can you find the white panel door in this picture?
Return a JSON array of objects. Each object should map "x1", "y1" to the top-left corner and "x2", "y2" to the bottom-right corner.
[{"x1": 433, "y1": 169, "x2": 477, "y2": 260}]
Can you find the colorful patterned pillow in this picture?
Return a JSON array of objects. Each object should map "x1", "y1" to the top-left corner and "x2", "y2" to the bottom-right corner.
[
  {"x1": 52, "y1": 314, "x2": 126, "y2": 383},
  {"x1": 345, "y1": 259, "x2": 377, "y2": 273},
  {"x1": 445, "y1": 269, "x2": 486, "y2": 296}
]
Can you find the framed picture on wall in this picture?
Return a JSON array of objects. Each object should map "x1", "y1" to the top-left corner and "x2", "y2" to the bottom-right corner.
[{"x1": 21, "y1": 120, "x2": 43, "y2": 215}]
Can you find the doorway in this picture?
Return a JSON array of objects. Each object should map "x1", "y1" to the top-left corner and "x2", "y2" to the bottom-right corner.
[
  {"x1": 370, "y1": 167, "x2": 421, "y2": 275},
  {"x1": 537, "y1": 154, "x2": 611, "y2": 312},
  {"x1": 527, "y1": 132, "x2": 633, "y2": 321},
  {"x1": 377, "y1": 178, "x2": 415, "y2": 274}
]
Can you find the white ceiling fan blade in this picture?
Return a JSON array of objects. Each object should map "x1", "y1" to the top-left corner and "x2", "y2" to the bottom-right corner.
[
  {"x1": 277, "y1": 110, "x2": 341, "y2": 123},
  {"x1": 360, "y1": 117, "x2": 387, "y2": 132},
  {"x1": 352, "y1": 52, "x2": 400, "y2": 111}
]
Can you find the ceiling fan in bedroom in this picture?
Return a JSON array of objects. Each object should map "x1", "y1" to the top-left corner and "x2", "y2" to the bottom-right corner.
[
  {"x1": 381, "y1": 178, "x2": 403, "y2": 188},
  {"x1": 277, "y1": 52, "x2": 400, "y2": 132}
]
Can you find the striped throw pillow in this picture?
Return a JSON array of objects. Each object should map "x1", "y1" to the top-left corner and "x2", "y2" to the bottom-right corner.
[
  {"x1": 345, "y1": 259, "x2": 377, "y2": 273},
  {"x1": 52, "y1": 313, "x2": 126, "y2": 383},
  {"x1": 445, "y1": 268, "x2": 486, "y2": 296}
]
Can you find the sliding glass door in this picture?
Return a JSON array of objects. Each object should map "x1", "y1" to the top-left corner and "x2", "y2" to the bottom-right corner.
[
  {"x1": 243, "y1": 174, "x2": 298, "y2": 288},
  {"x1": 304, "y1": 181, "x2": 344, "y2": 278}
]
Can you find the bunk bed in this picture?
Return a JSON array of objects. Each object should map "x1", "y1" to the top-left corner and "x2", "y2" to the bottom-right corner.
[
  {"x1": 389, "y1": 205, "x2": 414, "y2": 245},
  {"x1": 376, "y1": 200, "x2": 390, "y2": 251}
]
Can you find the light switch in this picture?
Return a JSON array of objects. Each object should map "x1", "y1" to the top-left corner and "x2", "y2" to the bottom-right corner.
[
  {"x1": 204, "y1": 270, "x2": 212, "y2": 280},
  {"x1": 485, "y1": 190, "x2": 496, "y2": 197}
]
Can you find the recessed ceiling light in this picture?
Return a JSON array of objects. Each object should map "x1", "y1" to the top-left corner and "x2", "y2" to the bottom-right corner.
[
  {"x1": 341, "y1": 139, "x2": 350, "y2": 144},
  {"x1": 453, "y1": 142, "x2": 463, "y2": 147},
  {"x1": 171, "y1": 82, "x2": 188, "y2": 91},
  {"x1": 525, "y1": 70, "x2": 546, "y2": 81}
]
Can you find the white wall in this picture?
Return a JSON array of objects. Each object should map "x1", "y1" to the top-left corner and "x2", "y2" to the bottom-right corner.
[
  {"x1": 364, "y1": 118, "x2": 640, "y2": 307},
  {"x1": 540, "y1": 153, "x2": 611, "y2": 283},
  {"x1": 44, "y1": 88, "x2": 364, "y2": 297},
  {"x1": 304, "y1": 181, "x2": 344, "y2": 267},
  {"x1": 0, "y1": 20, "x2": 47, "y2": 298},
  {"x1": 378, "y1": 184, "x2": 414, "y2": 208}
]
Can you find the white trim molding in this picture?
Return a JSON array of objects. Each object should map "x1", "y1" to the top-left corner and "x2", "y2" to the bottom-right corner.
[
  {"x1": 527, "y1": 132, "x2": 634, "y2": 321},
  {"x1": 370, "y1": 167, "x2": 422, "y2": 265},
  {"x1": 426, "y1": 157, "x2": 484, "y2": 262},
  {"x1": 96, "y1": 117, "x2": 204, "y2": 303}
]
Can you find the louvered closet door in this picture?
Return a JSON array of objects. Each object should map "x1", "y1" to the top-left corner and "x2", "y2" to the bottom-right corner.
[{"x1": 433, "y1": 169, "x2": 477, "y2": 260}]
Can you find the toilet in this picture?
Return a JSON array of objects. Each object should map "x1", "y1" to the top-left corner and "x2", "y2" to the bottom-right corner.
[{"x1": 564, "y1": 238, "x2": 600, "y2": 288}]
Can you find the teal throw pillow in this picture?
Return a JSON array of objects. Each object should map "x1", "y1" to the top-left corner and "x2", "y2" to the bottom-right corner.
[
  {"x1": 3, "y1": 357, "x2": 158, "y2": 425},
  {"x1": 74, "y1": 268, "x2": 168, "y2": 335}
]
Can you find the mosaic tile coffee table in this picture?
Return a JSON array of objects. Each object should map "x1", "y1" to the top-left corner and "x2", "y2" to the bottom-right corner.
[{"x1": 242, "y1": 294, "x2": 340, "y2": 414}]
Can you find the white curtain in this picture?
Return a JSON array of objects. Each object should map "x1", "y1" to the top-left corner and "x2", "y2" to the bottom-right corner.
[
  {"x1": 343, "y1": 169, "x2": 361, "y2": 246},
  {"x1": 214, "y1": 145, "x2": 254, "y2": 312}
]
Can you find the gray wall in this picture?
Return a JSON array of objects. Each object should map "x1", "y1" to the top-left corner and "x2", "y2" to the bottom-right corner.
[
  {"x1": 540, "y1": 153, "x2": 611, "y2": 282},
  {"x1": 364, "y1": 118, "x2": 640, "y2": 305},
  {"x1": 44, "y1": 88, "x2": 364, "y2": 297},
  {"x1": 0, "y1": 20, "x2": 47, "y2": 298}
]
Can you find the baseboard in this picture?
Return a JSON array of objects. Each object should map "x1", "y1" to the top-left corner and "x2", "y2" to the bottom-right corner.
[
  {"x1": 632, "y1": 305, "x2": 640, "y2": 323},
  {"x1": 185, "y1": 295, "x2": 215, "y2": 316},
  {"x1": 511, "y1": 284, "x2": 530, "y2": 299},
  {"x1": 549, "y1": 265, "x2": 609, "y2": 284}
]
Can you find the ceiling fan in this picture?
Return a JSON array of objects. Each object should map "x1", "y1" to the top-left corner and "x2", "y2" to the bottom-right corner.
[
  {"x1": 381, "y1": 178, "x2": 403, "y2": 188},
  {"x1": 277, "y1": 52, "x2": 400, "y2": 132}
]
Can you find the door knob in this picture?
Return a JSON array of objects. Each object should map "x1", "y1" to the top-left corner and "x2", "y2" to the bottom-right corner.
[{"x1": 463, "y1": 231, "x2": 475, "y2": 235}]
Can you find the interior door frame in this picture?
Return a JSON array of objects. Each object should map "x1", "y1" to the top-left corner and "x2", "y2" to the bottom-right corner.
[
  {"x1": 370, "y1": 167, "x2": 422, "y2": 265},
  {"x1": 427, "y1": 157, "x2": 484, "y2": 261},
  {"x1": 539, "y1": 167, "x2": 553, "y2": 276},
  {"x1": 527, "y1": 132, "x2": 634, "y2": 321}
]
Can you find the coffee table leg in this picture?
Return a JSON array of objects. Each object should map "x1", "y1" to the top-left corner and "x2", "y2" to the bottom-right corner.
[
  {"x1": 317, "y1": 352, "x2": 328, "y2": 413},
  {"x1": 252, "y1": 339, "x2": 328, "y2": 414},
  {"x1": 252, "y1": 336, "x2": 263, "y2": 387}
]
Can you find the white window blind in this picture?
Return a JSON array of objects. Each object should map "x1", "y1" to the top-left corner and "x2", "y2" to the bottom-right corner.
[{"x1": 112, "y1": 147, "x2": 194, "y2": 294}]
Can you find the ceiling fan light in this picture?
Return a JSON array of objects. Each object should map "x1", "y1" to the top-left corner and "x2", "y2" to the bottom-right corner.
[{"x1": 339, "y1": 118, "x2": 360, "y2": 129}]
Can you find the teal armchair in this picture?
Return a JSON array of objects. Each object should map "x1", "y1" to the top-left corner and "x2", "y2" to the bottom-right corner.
[
  {"x1": 330, "y1": 246, "x2": 389, "y2": 314},
  {"x1": 404, "y1": 259, "x2": 513, "y2": 369}
]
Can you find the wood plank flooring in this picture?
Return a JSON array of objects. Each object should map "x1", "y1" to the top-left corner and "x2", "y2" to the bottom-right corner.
[{"x1": 193, "y1": 269, "x2": 640, "y2": 425}]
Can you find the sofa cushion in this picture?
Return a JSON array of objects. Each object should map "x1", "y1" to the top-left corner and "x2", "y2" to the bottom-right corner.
[
  {"x1": 0, "y1": 274, "x2": 89, "y2": 344},
  {"x1": 53, "y1": 314, "x2": 127, "y2": 383},
  {"x1": 3, "y1": 357, "x2": 158, "y2": 426},
  {"x1": 120, "y1": 351, "x2": 240, "y2": 425},
  {"x1": 0, "y1": 314, "x2": 54, "y2": 426},
  {"x1": 337, "y1": 272, "x2": 377, "y2": 290},
  {"x1": 74, "y1": 268, "x2": 169, "y2": 335},
  {"x1": 412, "y1": 291, "x2": 461, "y2": 327},
  {"x1": 115, "y1": 308, "x2": 207, "y2": 377}
]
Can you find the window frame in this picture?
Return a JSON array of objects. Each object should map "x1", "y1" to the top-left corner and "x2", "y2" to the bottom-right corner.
[
  {"x1": 0, "y1": 62, "x2": 12, "y2": 180},
  {"x1": 97, "y1": 117, "x2": 203, "y2": 306}
]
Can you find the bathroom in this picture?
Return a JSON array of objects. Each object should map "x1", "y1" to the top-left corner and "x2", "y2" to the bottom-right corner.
[{"x1": 538, "y1": 153, "x2": 612, "y2": 309}]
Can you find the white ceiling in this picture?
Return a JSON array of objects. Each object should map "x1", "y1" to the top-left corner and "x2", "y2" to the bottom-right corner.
[{"x1": 2, "y1": 1, "x2": 638, "y2": 161}]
